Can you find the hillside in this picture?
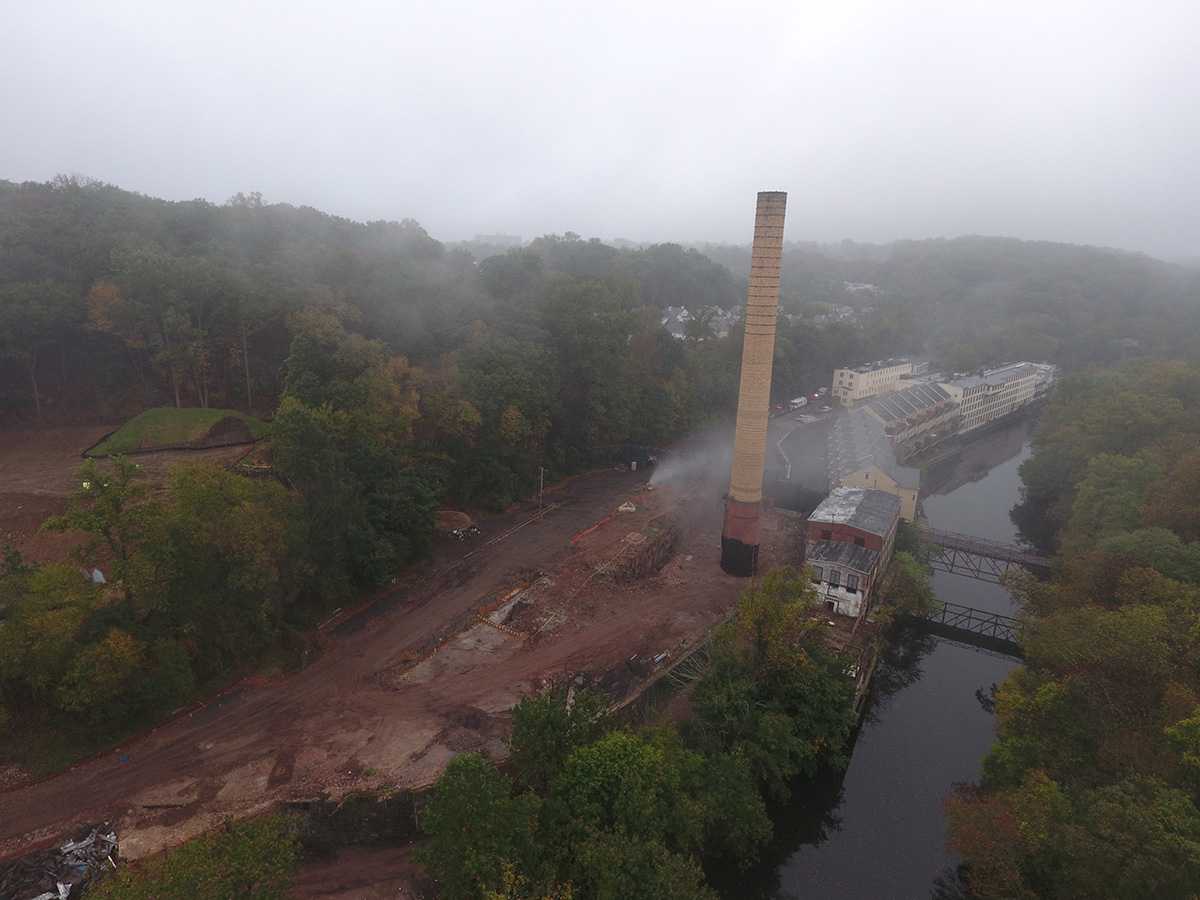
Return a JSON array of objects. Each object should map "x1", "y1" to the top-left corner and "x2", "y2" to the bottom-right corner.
[{"x1": 3, "y1": 177, "x2": 1199, "y2": 437}]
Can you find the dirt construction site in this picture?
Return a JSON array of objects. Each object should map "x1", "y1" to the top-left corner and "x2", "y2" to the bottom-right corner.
[{"x1": 0, "y1": 424, "x2": 806, "y2": 893}]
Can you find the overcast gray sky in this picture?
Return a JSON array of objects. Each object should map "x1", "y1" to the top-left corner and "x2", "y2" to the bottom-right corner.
[{"x1": 3, "y1": 1, "x2": 1197, "y2": 258}]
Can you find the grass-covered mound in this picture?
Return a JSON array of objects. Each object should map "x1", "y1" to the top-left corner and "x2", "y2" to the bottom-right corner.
[{"x1": 87, "y1": 407, "x2": 271, "y2": 456}]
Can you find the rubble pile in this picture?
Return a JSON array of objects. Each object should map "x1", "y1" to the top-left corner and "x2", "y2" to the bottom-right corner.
[{"x1": 0, "y1": 826, "x2": 118, "y2": 900}]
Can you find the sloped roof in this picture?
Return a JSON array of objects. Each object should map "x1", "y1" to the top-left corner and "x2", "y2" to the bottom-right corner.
[
  {"x1": 830, "y1": 407, "x2": 922, "y2": 490},
  {"x1": 807, "y1": 485, "x2": 901, "y2": 537},
  {"x1": 806, "y1": 538, "x2": 880, "y2": 575},
  {"x1": 865, "y1": 382, "x2": 951, "y2": 425}
]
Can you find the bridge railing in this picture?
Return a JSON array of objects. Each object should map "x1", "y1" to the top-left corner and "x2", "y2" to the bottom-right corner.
[
  {"x1": 901, "y1": 601, "x2": 1023, "y2": 658},
  {"x1": 930, "y1": 602, "x2": 1019, "y2": 644},
  {"x1": 917, "y1": 525, "x2": 1052, "y2": 570}
]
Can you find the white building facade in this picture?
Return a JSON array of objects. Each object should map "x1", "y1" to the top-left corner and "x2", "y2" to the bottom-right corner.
[
  {"x1": 832, "y1": 358, "x2": 929, "y2": 407},
  {"x1": 943, "y1": 363, "x2": 1039, "y2": 434}
]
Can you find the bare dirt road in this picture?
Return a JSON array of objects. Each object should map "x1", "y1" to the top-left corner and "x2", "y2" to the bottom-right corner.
[{"x1": 0, "y1": 425, "x2": 801, "y2": 868}]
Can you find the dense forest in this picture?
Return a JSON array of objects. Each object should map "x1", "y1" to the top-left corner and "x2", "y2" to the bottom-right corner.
[
  {"x1": 5, "y1": 175, "x2": 1200, "y2": 439},
  {"x1": 5, "y1": 176, "x2": 1200, "y2": 896},
  {"x1": 1, "y1": 176, "x2": 1198, "y2": 728},
  {"x1": 0, "y1": 176, "x2": 928, "y2": 758},
  {"x1": 946, "y1": 359, "x2": 1200, "y2": 898}
]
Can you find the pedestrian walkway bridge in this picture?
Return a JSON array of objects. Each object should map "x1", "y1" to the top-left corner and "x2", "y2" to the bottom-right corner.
[
  {"x1": 902, "y1": 601, "x2": 1024, "y2": 659},
  {"x1": 917, "y1": 526, "x2": 1053, "y2": 584}
]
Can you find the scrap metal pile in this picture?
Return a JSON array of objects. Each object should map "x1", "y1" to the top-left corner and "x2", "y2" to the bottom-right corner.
[{"x1": 0, "y1": 826, "x2": 118, "y2": 900}]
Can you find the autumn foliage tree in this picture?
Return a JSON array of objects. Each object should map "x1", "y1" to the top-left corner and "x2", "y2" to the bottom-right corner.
[
  {"x1": 948, "y1": 359, "x2": 1200, "y2": 899},
  {"x1": 13, "y1": 456, "x2": 303, "y2": 730},
  {"x1": 273, "y1": 303, "x2": 441, "y2": 597}
]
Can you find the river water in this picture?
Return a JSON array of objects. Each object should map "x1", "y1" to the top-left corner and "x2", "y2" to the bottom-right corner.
[{"x1": 715, "y1": 415, "x2": 1038, "y2": 899}]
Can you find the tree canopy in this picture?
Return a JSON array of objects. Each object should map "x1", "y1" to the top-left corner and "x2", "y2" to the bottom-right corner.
[
  {"x1": 948, "y1": 358, "x2": 1200, "y2": 899},
  {"x1": 418, "y1": 568, "x2": 855, "y2": 899}
]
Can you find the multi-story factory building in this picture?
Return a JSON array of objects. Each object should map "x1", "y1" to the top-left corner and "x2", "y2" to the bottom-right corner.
[
  {"x1": 831, "y1": 358, "x2": 930, "y2": 407},
  {"x1": 938, "y1": 362, "x2": 1041, "y2": 434}
]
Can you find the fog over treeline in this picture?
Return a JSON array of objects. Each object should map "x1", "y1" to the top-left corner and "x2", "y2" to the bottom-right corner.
[
  {"x1": 4, "y1": 173, "x2": 1200, "y2": 785},
  {"x1": 3, "y1": 175, "x2": 1200, "y2": 509}
]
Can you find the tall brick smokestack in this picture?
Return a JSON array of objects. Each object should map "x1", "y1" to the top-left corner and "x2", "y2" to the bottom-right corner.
[{"x1": 721, "y1": 191, "x2": 787, "y2": 576}]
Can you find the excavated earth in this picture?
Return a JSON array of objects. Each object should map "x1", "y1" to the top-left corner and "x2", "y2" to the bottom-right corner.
[{"x1": 0, "y1": 424, "x2": 804, "y2": 896}]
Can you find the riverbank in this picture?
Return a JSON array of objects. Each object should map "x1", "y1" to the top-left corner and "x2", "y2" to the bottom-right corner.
[{"x1": 736, "y1": 416, "x2": 1035, "y2": 898}]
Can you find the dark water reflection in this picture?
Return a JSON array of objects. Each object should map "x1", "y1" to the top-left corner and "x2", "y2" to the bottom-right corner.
[
  {"x1": 716, "y1": 418, "x2": 1034, "y2": 899},
  {"x1": 707, "y1": 626, "x2": 942, "y2": 899}
]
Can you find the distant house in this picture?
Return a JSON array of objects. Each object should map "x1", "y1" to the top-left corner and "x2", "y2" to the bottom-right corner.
[
  {"x1": 804, "y1": 486, "x2": 902, "y2": 620},
  {"x1": 813, "y1": 304, "x2": 867, "y2": 329},
  {"x1": 659, "y1": 305, "x2": 743, "y2": 340},
  {"x1": 709, "y1": 306, "x2": 743, "y2": 338},
  {"x1": 660, "y1": 306, "x2": 692, "y2": 338}
]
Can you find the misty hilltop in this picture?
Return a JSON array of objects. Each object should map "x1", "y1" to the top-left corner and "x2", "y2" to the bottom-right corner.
[{"x1": 2, "y1": 174, "x2": 1199, "y2": 442}]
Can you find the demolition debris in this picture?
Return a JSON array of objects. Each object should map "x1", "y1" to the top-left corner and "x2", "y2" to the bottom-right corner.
[{"x1": 0, "y1": 826, "x2": 117, "y2": 900}]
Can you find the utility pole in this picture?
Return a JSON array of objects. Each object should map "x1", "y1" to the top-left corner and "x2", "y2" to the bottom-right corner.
[{"x1": 539, "y1": 466, "x2": 546, "y2": 517}]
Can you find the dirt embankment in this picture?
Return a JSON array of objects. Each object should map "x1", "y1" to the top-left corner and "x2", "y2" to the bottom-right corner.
[
  {"x1": 0, "y1": 425, "x2": 113, "y2": 563},
  {"x1": 0, "y1": 424, "x2": 262, "y2": 566}
]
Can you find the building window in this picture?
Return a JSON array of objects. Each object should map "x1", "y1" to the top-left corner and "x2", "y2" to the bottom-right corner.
[
  {"x1": 847, "y1": 574, "x2": 859, "y2": 593},
  {"x1": 854, "y1": 536, "x2": 866, "y2": 547},
  {"x1": 821, "y1": 529, "x2": 832, "y2": 540},
  {"x1": 829, "y1": 570, "x2": 841, "y2": 588},
  {"x1": 811, "y1": 566, "x2": 822, "y2": 583}
]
